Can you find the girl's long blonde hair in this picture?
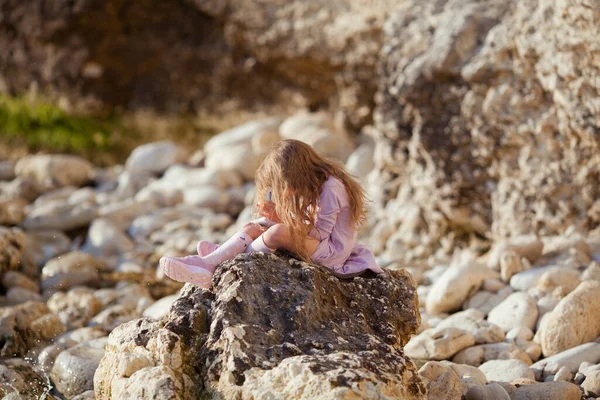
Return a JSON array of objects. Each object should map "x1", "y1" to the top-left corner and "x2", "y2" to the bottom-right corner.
[{"x1": 255, "y1": 139, "x2": 368, "y2": 260}]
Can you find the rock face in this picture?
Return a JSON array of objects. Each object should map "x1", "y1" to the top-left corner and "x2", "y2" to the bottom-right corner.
[
  {"x1": 371, "y1": 0, "x2": 600, "y2": 260},
  {"x1": 94, "y1": 253, "x2": 426, "y2": 399}
]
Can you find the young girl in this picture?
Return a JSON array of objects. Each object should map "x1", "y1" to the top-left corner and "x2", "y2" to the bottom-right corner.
[{"x1": 160, "y1": 139, "x2": 384, "y2": 287}]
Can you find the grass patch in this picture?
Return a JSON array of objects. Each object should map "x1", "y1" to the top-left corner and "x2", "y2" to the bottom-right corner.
[
  {"x1": 0, "y1": 94, "x2": 268, "y2": 166},
  {"x1": 0, "y1": 95, "x2": 128, "y2": 165}
]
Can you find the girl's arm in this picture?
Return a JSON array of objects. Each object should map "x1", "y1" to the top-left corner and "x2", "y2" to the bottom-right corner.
[{"x1": 309, "y1": 184, "x2": 343, "y2": 241}]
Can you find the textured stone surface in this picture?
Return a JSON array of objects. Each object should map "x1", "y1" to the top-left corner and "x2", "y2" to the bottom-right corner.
[
  {"x1": 0, "y1": 227, "x2": 26, "y2": 275},
  {"x1": 538, "y1": 281, "x2": 600, "y2": 357},
  {"x1": 0, "y1": 363, "x2": 57, "y2": 400},
  {"x1": 371, "y1": 0, "x2": 600, "y2": 259},
  {"x1": 95, "y1": 253, "x2": 426, "y2": 399}
]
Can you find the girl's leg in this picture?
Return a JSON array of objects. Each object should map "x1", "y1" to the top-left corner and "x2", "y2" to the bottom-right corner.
[
  {"x1": 258, "y1": 223, "x2": 320, "y2": 256},
  {"x1": 197, "y1": 218, "x2": 275, "y2": 256},
  {"x1": 160, "y1": 223, "x2": 265, "y2": 286}
]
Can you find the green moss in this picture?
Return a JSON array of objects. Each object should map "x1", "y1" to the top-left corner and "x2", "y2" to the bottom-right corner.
[{"x1": 0, "y1": 95, "x2": 122, "y2": 158}]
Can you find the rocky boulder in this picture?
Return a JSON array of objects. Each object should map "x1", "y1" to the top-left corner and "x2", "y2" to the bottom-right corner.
[{"x1": 94, "y1": 253, "x2": 426, "y2": 399}]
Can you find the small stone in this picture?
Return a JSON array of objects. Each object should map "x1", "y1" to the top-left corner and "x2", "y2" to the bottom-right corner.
[
  {"x1": 487, "y1": 237, "x2": 544, "y2": 271},
  {"x1": 510, "y1": 381, "x2": 581, "y2": 400},
  {"x1": 142, "y1": 295, "x2": 179, "y2": 320},
  {"x1": 465, "y1": 383, "x2": 511, "y2": 400},
  {"x1": 23, "y1": 201, "x2": 97, "y2": 231},
  {"x1": 582, "y1": 370, "x2": 600, "y2": 397},
  {"x1": 479, "y1": 359, "x2": 535, "y2": 382},
  {"x1": 0, "y1": 227, "x2": 26, "y2": 275},
  {"x1": 427, "y1": 370, "x2": 463, "y2": 400},
  {"x1": 554, "y1": 366, "x2": 573, "y2": 382},
  {"x1": 531, "y1": 342, "x2": 600, "y2": 380},
  {"x1": 582, "y1": 262, "x2": 600, "y2": 281},
  {"x1": 452, "y1": 343, "x2": 532, "y2": 367},
  {"x1": 536, "y1": 267, "x2": 581, "y2": 297},
  {"x1": 538, "y1": 280, "x2": 600, "y2": 357},
  {"x1": 405, "y1": 327, "x2": 475, "y2": 360},
  {"x1": 24, "y1": 229, "x2": 71, "y2": 267},
  {"x1": 81, "y1": 218, "x2": 135, "y2": 258},
  {"x1": 30, "y1": 313, "x2": 66, "y2": 340},
  {"x1": 51, "y1": 338, "x2": 107, "y2": 398},
  {"x1": 427, "y1": 263, "x2": 498, "y2": 314},
  {"x1": 47, "y1": 288, "x2": 104, "y2": 330},
  {"x1": 125, "y1": 141, "x2": 186, "y2": 174},
  {"x1": 487, "y1": 292, "x2": 538, "y2": 332},
  {"x1": 0, "y1": 199, "x2": 27, "y2": 225},
  {"x1": 2, "y1": 270, "x2": 39, "y2": 292},
  {"x1": 500, "y1": 251, "x2": 526, "y2": 282},
  {"x1": 483, "y1": 278, "x2": 506, "y2": 293},
  {"x1": 509, "y1": 266, "x2": 555, "y2": 292},
  {"x1": 15, "y1": 154, "x2": 94, "y2": 189},
  {"x1": 41, "y1": 252, "x2": 105, "y2": 292},
  {"x1": 506, "y1": 327, "x2": 534, "y2": 341},
  {"x1": 5, "y1": 286, "x2": 43, "y2": 304},
  {"x1": 435, "y1": 309, "x2": 505, "y2": 344}
]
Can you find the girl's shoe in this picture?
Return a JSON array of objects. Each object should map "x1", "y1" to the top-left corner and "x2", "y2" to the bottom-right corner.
[
  {"x1": 160, "y1": 256, "x2": 213, "y2": 288},
  {"x1": 161, "y1": 231, "x2": 253, "y2": 287},
  {"x1": 197, "y1": 240, "x2": 219, "y2": 256}
]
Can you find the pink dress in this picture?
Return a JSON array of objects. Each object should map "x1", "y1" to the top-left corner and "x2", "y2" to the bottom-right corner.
[{"x1": 309, "y1": 176, "x2": 384, "y2": 278}]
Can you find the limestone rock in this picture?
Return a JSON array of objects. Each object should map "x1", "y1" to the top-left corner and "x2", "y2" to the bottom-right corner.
[
  {"x1": 95, "y1": 253, "x2": 426, "y2": 399},
  {"x1": 125, "y1": 141, "x2": 186, "y2": 174},
  {"x1": 531, "y1": 342, "x2": 600, "y2": 380},
  {"x1": 51, "y1": 338, "x2": 107, "y2": 398},
  {"x1": 405, "y1": 327, "x2": 475, "y2": 361},
  {"x1": 487, "y1": 292, "x2": 538, "y2": 332},
  {"x1": 426, "y1": 263, "x2": 498, "y2": 315},
  {"x1": 487, "y1": 237, "x2": 544, "y2": 271},
  {"x1": 510, "y1": 381, "x2": 581, "y2": 400},
  {"x1": 15, "y1": 154, "x2": 94, "y2": 189},
  {"x1": 536, "y1": 267, "x2": 581, "y2": 297},
  {"x1": 582, "y1": 370, "x2": 600, "y2": 397},
  {"x1": 478, "y1": 359, "x2": 534, "y2": 383},
  {"x1": 538, "y1": 281, "x2": 600, "y2": 357},
  {"x1": 82, "y1": 218, "x2": 135, "y2": 258},
  {"x1": 435, "y1": 309, "x2": 504, "y2": 344},
  {"x1": 41, "y1": 252, "x2": 106, "y2": 292},
  {"x1": 452, "y1": 343, "x2": 532, "y2": 367},
  {"x1": 23, "y1": 201, "x2": 97, "y2": 231}
]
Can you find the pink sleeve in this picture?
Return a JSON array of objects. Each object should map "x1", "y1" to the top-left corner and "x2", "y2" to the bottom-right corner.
[{"x1": 308, "y1": 184, "x2": 342, "y2": 241}]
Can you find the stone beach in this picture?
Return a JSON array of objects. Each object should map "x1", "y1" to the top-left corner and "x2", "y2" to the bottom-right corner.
[{"x1": 2, "y1": 0, "x2": 600, "y2": 399}]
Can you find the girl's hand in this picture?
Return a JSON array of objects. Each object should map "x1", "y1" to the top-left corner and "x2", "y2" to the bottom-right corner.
[{"x1": 257, "y1": 201, "x2": 281, "y2": 223}]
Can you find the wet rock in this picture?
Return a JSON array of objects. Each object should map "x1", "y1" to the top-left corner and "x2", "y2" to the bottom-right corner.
[
  {"x1": 15, "y1": 154, "x2": 94, "y2": 190},
  {"x1": 0, "y1": 227, "x2": 26, "y2": 275},
  {"x1": 0, "y1": 362, "x2": 56, "y2": 400},
  {"x1": 426, "y1": 262, "x2": 498, "y2": 314},
  {"x1": 538, "y1": 281, "x2": 600, "y2": 357},
  {"x1": 452, "y1": 343, "x2": 532, "y2": 367},
  {"x1": 0, "y1": 301, "x2": 51, "y2": 357},
  {"x1": 435, "y1": 309, "x2": 504, "y2": 344},
  {"x1": 47, "y1": 288, "x2": 104, "y2": 330},
  {"x1": 41, "y1": 252, "x2": 106, "y2": 292},
  {"x1": 478, "y1": 359, "x2": 534, "y2": 382},
  {"x1": 510, "y1": 381, "x2": 581, "y2": 400},
  {"x1": 405, "y1": 327, "x2": 475, "y2": 361},
  {"x1": 95, "y1": 253, "x2": 426, "y2": 399},
  {"x1": 487, "y1": 292, "x2": 538, "y2": 332},
  {"x1": 125, "y1": 141, "x2": 186, "y2": 175},
  {"x1": 51, "y1": 338, "x2": 107, "y2": 398}
]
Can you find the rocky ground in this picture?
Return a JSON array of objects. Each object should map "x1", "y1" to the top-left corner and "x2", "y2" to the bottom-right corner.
[{"x1": 1, "y1": 112, "x2": 600, "y2": 400}]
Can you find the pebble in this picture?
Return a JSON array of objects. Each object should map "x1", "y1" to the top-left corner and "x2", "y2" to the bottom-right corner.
[
  {"x1": 478, "y1": 359, "x2": 535, "y2": 382},
  {"x1": 435, "y1": 309, "x2": 504, "y2": 344},
  {"x1": 487, "y1": 292, "x2": 538, "y2": 332},
  {"x1": 537, "y1": 280, "x2": 600, "y2": 357},
  {"x1": 452, "y1": 342, "x2": 532, "y2": 367},
  {"x1": 510, "y1": 381, "x2": 581, "y2": 400},
  {"x1": 465, "y1": 383, "x2": 511, "y2": 400},
  {"x1": 41, "y1": 251, "x2": 106, "y2": 292},
  {"x1": 125, "y1": 141, "x2": 186, "y2": 174},
  {"x1": 405, "y1": 327, "x2": 475, "y2": 360}
]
